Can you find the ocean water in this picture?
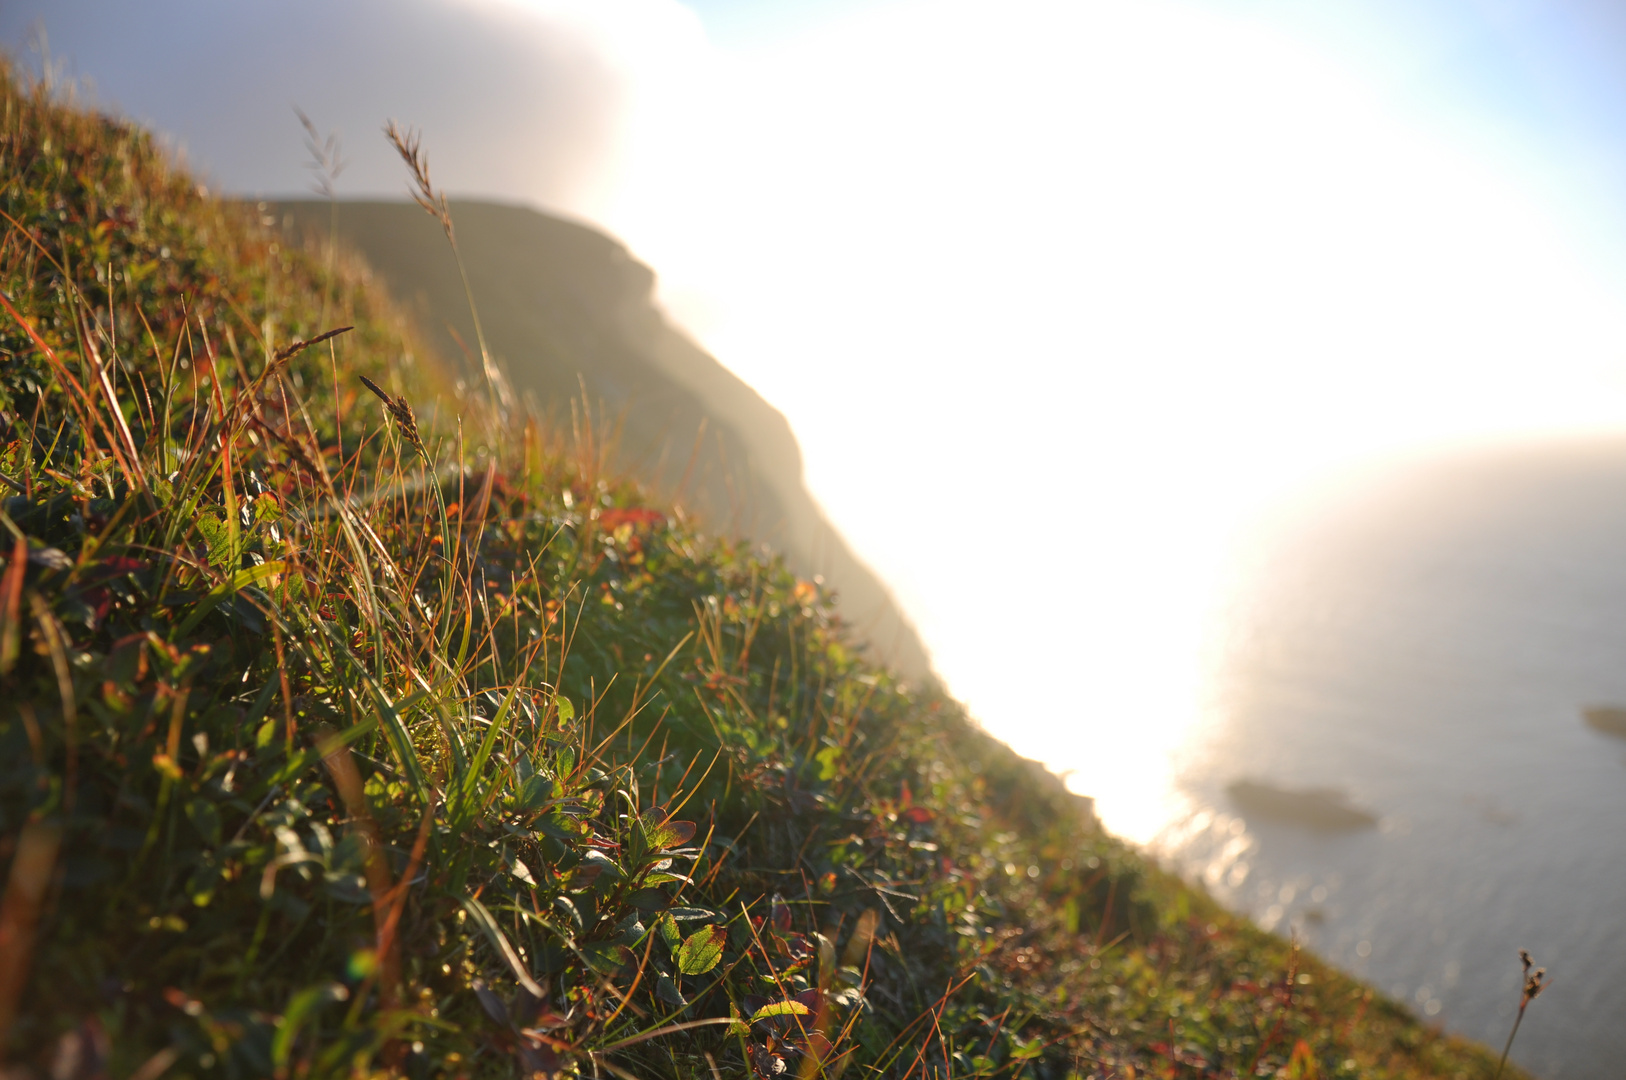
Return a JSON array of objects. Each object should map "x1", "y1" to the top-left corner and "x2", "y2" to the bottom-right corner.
[{"x1": 1152, "y1": 439, "x2": 1626, "y2": 1079}]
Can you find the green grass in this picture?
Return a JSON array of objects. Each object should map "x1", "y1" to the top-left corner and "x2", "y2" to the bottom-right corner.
[{"x1": 0, "y1": 62, "x2": 1528, "y2": 1080}]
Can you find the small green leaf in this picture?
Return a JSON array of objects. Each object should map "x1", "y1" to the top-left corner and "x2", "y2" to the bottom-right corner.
[
  {"x1": 194, "y1": 511, "x2": 232, "y2": 571},
  {"x1": 1009, "y1": 1035, "x2": 1044, "y2": 1062},
  {"x1": 514, "y1": 772, "x2": 555, "y2": 811},
  {"x1": 581, "y1": 941, "x2": 632, "y2": 975},
  {"x1": 727, "y1": 1004, "x2": 750, "y2": 1037},
  {"x1": 579, "y1": 848, "x2": 624, "y2": 883},
  {"x1": 612, "y1": 912, "x2": 646, "y2": 946},
  {"x1": 676, "y1": 924, "x2": 726, "y2": 975},
  {"x1": 656, "y1": 972, "x2": 688, "y2": 1006},
  {"x1": 555, "y1": 696, "x2": 575, "y2": 723},
  {"x1": 751, "y1": 1000, "x2": 811, "y2": 1022},
  {"x1": 253, "y1": 492, "x2": 282, "y2": 526},
  {"x1": 173, "y1": 559, "x2": 285, "y2": 637}
]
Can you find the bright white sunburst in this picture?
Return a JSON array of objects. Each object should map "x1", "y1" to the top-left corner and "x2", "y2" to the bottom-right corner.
[{"x1": 601, "y1": 0, "x2": 1626, "y2": 839}]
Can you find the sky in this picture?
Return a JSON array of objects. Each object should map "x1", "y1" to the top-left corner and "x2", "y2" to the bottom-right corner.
[{"x1": 9, "y1": 0, "x2": 1626, "y2": 839}]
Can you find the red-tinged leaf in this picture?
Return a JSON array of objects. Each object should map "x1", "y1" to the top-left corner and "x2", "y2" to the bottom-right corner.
[
  {"x1": 526, "y1": 1009, "x2": 572, "y2": 1033},
  {"x1": 661, "y1": 820, "x2": 697, "y2": 848},
  {"x1": 779, "y1": 932, "x2": 814, "y2": 962},
  {"x1": 640, "y1": 807, "x2": 695, "y2": 849},
  {"x1": 576, "y1": 849, "x2": 623, "y2": 884},
  {"x1": 676, "y1": 924, "x2": 726, "y2": 975},
  {"x1": 771, "y1": 894, "x2": 792, "y2": 932},
  {"x1": 82, "y1": 585, "x2": 112, "y2": 624},
  {"x1": 802, "y1": 1030, "x2": 833, "y2": 1067},
  {"x1": 793, "y1": 988, "x2": 822, "y2": 1012},
  {"x1": 901, "y1": 806, "x2": 933, "y2": 825}
]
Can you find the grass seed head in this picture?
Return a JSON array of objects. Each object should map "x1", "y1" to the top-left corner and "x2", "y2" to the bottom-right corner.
[
  {"x1": 360, "y1": 374, "x2": 427, "y2": 463},
  {"x1": 384, "y1": 119, "x2": 453, "y2": 240}
]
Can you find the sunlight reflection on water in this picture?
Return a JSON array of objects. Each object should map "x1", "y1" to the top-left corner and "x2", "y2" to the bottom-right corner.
[{"x1": 1131, "y1": 440, "x2": 1626, "y2": 1080}]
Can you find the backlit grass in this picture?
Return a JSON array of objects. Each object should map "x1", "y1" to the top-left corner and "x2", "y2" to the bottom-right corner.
[{"x1": 0, "y1": 61, "x2": 1525, "y2": 1079}]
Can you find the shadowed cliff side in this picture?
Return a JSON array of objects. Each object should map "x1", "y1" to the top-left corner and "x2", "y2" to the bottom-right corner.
[{"x1": 272, "y1": 198, "x2": 932, "y2": 681}]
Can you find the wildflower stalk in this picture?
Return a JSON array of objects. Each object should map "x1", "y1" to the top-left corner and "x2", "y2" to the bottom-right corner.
[
  {"x1": 1494, "y1": 948, "x2": 1547, "y2": 1080},
  {"x1": 383, "y1": 121, "x2": 513, "y2": 421},
  {"x1": 294, "y1": 107, "x2": 346, "y2": 332},
  {"x1": 359, "y1": 374, "x2": 458, "y2": 646}
]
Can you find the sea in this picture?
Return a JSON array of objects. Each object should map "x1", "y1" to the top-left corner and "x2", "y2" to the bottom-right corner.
[{"x1": 1150, "y1": 438, "x2": 1626, "y2": 1079}]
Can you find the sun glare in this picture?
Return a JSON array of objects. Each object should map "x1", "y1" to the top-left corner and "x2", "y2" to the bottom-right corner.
[
  {"x1": 25, "y1": 0, "x2": 1622, "y2": 835},
  {"x1": 584, "y1": 0, "x2": 1626, "y2": 840}
]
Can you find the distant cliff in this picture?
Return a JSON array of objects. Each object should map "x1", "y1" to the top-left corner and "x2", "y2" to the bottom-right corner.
[{"x1": 272, "y1": 199, "x2": 932, "y2": 680}]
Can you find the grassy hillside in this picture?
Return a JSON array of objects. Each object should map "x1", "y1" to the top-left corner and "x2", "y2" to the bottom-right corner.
[
  {"x1": 0, "y1": 65, "x2": 1524, "y2": 1080},
  {"x1": 270, "y1": 199, "x2": 932, "y2": 682}
]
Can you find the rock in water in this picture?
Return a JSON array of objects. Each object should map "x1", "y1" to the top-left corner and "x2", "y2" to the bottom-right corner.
[
  {"x1": 1226, "y1": 780, "x2": 1378, "y2": 830},
  {"x1": 1582, "y1": 706, "x2": 1626, "y2": 739}
]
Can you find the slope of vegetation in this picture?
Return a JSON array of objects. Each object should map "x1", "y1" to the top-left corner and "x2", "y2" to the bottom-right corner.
[
  {"x1": 267, "y1": 198, "x2": 933, "y2": 683},
  {"x1": 0, "y1": 65, "x2": 1521, "y2": 1080}
]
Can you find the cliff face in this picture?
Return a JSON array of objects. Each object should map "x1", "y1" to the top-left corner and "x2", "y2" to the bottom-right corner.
[{"x1": 272, "y1": 199, "x2": 932, "y2": 680}]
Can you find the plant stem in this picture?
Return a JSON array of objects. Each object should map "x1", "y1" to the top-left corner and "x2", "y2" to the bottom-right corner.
[
  {"x1": 447, "y1": 230, "x2": 510, "y2": 420},
  {"x1": 1494, "y1": 1005, "x2": 1524, "y2": 1080}
]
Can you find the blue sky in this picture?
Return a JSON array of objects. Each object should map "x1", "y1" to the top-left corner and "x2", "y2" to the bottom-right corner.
[
  {"x1": 9, "y1": 0, "x2": 1626, "y2": 234},
  {"x1": 679, "y1": 0, "x2": 1626, "y2": 247}
]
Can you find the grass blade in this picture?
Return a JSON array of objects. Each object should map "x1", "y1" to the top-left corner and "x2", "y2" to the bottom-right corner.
[{"x1": 458, "y1": 895, "x2": 543, "y2": 998}]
